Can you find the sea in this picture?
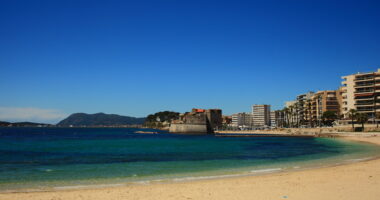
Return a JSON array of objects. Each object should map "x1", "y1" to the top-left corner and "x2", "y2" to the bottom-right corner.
[{"x1": 0, "y1": 127, "x2": 379, "y2": 192}]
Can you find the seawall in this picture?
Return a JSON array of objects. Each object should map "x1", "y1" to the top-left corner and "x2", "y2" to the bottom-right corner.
[{"x1": 169, "y1": 124, "x2": 208, "y2": 134}]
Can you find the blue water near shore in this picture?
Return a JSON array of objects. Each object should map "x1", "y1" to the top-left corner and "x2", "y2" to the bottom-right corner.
[{"x1": 0, "y1": 127, "x2": 379, "y2": 191}]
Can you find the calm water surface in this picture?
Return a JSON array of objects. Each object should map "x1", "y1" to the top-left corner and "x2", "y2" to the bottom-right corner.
[{"x1": 0, "y1": 127, "x2": 379, "y2": 191}]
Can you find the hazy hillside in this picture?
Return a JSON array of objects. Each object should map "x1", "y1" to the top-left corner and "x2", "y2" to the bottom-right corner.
[{"x1": 57, "y1": 113, "x2": 146, "y2": 126}]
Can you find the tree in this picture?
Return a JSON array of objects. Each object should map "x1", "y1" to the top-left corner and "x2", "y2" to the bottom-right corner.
[
  {"x1": 283, "y1": 107, "x2": 290, "y2": 128},
  {"x1": 321, "y1": 111, "x2": 337, "y2": 126},
  {"x1": 348, "y1": 109, "x2": 357, "y2": 131},
  {"x1": 295, "y1": 103, "x2": 300, "y2": 128},
  {"x1": 356, "y1": 113, "x2": 368, "y2": 131},
  {"x1": 289, "y1": 105, "x2": 294, "y2": 128},
  {"x1": 376, "y1": 112, "x2": 380, "y2": 128},
  {"x1": 306, "y1": 99, "x2": 312, "y2": 128}
]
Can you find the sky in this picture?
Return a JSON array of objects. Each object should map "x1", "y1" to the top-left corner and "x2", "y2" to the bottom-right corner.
[{"x1": 1, "y1": 0, "x2": 380, "y2": 123}]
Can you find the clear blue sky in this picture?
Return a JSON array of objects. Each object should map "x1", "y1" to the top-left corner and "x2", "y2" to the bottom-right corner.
[{"x1": 1, "y1": 0, "x2": 380, "y2": 123}]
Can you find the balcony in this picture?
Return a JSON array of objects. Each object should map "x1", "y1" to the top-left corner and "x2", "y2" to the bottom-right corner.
[
  {"x1": 355, "y1": 74, "x2": 375, "y2": 81},
  {"x1": 355, "y1": 78, "x2": 374, "y2": 82},
  {"x1": 355, "y1": 89, "x2": 374, "y2": 93},
  {"x1": 355, "y1": 100, "x2": 374, "y2": 105},
  {"x1": 354, "y1": 84, "x2": 374, "y2": 88},
  {"x1": 355, "y1": 96, "x2": 374, "y2": 101},
  {"x1": 355, "y1": 104, "x2": 374, "y2": 107},
  {"x1": 357, "y1": 110, "x2": 375, "y2": 113}
]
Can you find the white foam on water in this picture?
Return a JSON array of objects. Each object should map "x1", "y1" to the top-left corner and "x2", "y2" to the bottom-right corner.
[
  {"x1": 250, "y1": 168, "x2": 282, "y2": 173},
  {"x1": 346, "y1": 157, "x2": 373, "y2": 162},
  {"x1": 54, "y1": 183, "x2": 125, "y2": 190},
  {"x1": 172, "y1": 173, "x2": 242, "y2": 182},
  {"x1": 132, "y1": 180, "x2": 151, "y2": 185}
]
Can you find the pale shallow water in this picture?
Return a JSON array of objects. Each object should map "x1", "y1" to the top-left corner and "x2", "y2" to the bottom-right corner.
[{"x1": 0, "y1": 127, "x2": 379, "y2": 192}]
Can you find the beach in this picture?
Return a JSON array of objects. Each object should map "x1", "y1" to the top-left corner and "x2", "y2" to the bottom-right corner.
[{"x1": 0, "y1": 135, "x2": 379, "y2": 200}]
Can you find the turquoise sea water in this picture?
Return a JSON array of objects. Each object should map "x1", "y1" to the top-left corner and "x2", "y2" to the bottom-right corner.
[{"x1": 0, "y1": 127, "x2": 379, "y2": 191}]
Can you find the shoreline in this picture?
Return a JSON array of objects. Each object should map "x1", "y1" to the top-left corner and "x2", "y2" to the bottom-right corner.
[
  {"x1": 0, "y1": 135, "x2": 380, "y2": 199},
  {"x1": 3, "y1": 153, "x2": 377, "y2": 195}
]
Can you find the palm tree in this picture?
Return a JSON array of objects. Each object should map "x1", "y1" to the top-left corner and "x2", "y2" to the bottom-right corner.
[
  {"x1": 356, "y1": 113, "x2": 368, "y2": 131},
  {"x1": 289, "y1": 105, "x2": 295, "y2": 128},
  {"x1": 306, "y1": 99, "x2": 312, "y2": 128},
  {"x1": 348, "y1": 109, "x2": 357, "y2": 131},
  {"x1": 283, "y1": 107, "x2": 290, "y2": 128},
  {"x1": 295, "y1": 103, "x2": 300, "y2": 128}
]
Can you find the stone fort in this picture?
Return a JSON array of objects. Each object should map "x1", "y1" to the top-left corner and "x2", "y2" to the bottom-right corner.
[{"x1": 169, "y1": 108, "x2": 222, "y2": 134}]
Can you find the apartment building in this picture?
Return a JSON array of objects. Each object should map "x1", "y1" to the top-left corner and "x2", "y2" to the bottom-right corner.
[
  {"x1": 296, "y1": 92, "x2": 314, "y2": 124},
  {"x1": 309, "y1": 90, "x2": 341, "y2": 123},
  {"x1": 341, "y1": 69, "x2": 380, "y2": 119},
  {"x1": 270, "y1": 111, "x2": 277, "y2": 127},
  {"x1": 231, "y1": 112, "x2": 253, "y2": 127},
  {"x1": 252, "y1": 104, "x2": 271, "y2": 127}
]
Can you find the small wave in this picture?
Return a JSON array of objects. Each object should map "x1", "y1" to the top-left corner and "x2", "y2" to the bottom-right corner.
[
  {"x1": 36, "y1": 168, "x2": 54, "y2": 172},
  {"x1": 172, "y1": 174, "x2": 240, "y2": 182},
  {"x1": 54, "y1": 183, "x2": 124, "y2": 190},
  {"x1": 346, "y1": 157, "x2": 373, "y2": 162},
  {"x1": 132, "y1": 180, "x2": 151, "y2": 185},
  {"x1": 250, "y1": 168, "x2": 282, "y2": 173}
]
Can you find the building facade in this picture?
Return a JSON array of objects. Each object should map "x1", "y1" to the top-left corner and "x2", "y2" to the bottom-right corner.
[
  {"x1": 296, "y1": 92, "x2": 314, "y2": 125},
  {"x1": 309, "y1": 90, "x2": 341, "y2": 125},
  {"x1": 231, "y1": 112, "x2": 253, "y2": 128},
  {"x1": 341, "y1": 69, "x2": 380, "y2": 120},
  {"x1": 252, "y1": 104, "x2": 271, "y2": 127},
  {"x1": 270, "y1": 111, "x2": 277, "y2": 128}
]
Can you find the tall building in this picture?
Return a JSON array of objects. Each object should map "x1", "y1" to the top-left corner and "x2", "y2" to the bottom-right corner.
[
  {"x1": 270, "y1": 111, "x2": 277, "y2": 127},
  {"x1": 341, "y1": 69, "x2": 380, "y2": 120},
  {"x1": 272, "y1": 110, "x2": 286, "y2": 128},
  {"x1": 252, "y1": 104, "x2": 271, "y2": 127},
  {"x1": 296, "y1": 92, "x2": 314, "y2": 124},
  {"x1": 309, "y1": 90, "x2": 342, "y2": 124},
  {"x1": 231, "y1": 112, "x2": 253, "y2": 127}
]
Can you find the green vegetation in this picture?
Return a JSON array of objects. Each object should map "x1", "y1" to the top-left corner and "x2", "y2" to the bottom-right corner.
[
  {"x1": 321, "y1": 111, "x2": 337, "y2": 126},
  {"x1": 0, "y1": 121, "x2": 51, "y2": 127},
  {"x1": 145, "y1": 111, "x2": 179, "y2": 128},
  {"x1": 356, "y1": 113, "x2": 369, "y2": 130},
  {"x1": 348, "y1": 109, "x2": 357, "y2": 131}
]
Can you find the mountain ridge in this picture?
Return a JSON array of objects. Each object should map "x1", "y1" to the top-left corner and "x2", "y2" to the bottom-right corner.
[{"x1": 57, "y1": 112, "x2": 146, "y2": 126}]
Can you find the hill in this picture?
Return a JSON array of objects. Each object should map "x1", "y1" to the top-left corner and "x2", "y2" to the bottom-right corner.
[
  {"x1": 0, "y1": 121, "x2": 51, "y2": 127},
  {"x1": 57, "y1": 113, "x2": 146, "y2": 126}
]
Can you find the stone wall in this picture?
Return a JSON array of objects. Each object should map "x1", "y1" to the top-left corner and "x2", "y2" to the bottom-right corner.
[{"x1": 169, "y1": 124, "x2": 208, "y2": 134}]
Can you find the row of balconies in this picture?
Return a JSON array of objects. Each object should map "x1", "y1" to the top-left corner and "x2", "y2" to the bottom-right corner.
[
  {"x1": 354, "y1": 75, "x2": 376, "y2": 81},
  {"x1": 354, "y1": 87, "x2": 375, "y2": 92}
]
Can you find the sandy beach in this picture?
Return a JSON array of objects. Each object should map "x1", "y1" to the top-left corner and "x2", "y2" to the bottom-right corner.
[{"x1": 1, "y1": 136, "x2": 380, "y2": 200}]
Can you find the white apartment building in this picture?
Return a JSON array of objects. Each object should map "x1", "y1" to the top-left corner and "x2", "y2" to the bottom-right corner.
[
  {"x1": 270, "y1": 111, "x2": 276, "y2": 127},
  {"x1": 252, "y1": 104, "x2": 271, "y2": 127},
  {"x1": 231, "y1": 112, "x2": 253, "y2": 127},
  {"x1": 341, "y1": 69, "x2": 380, "y2": 119}
]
